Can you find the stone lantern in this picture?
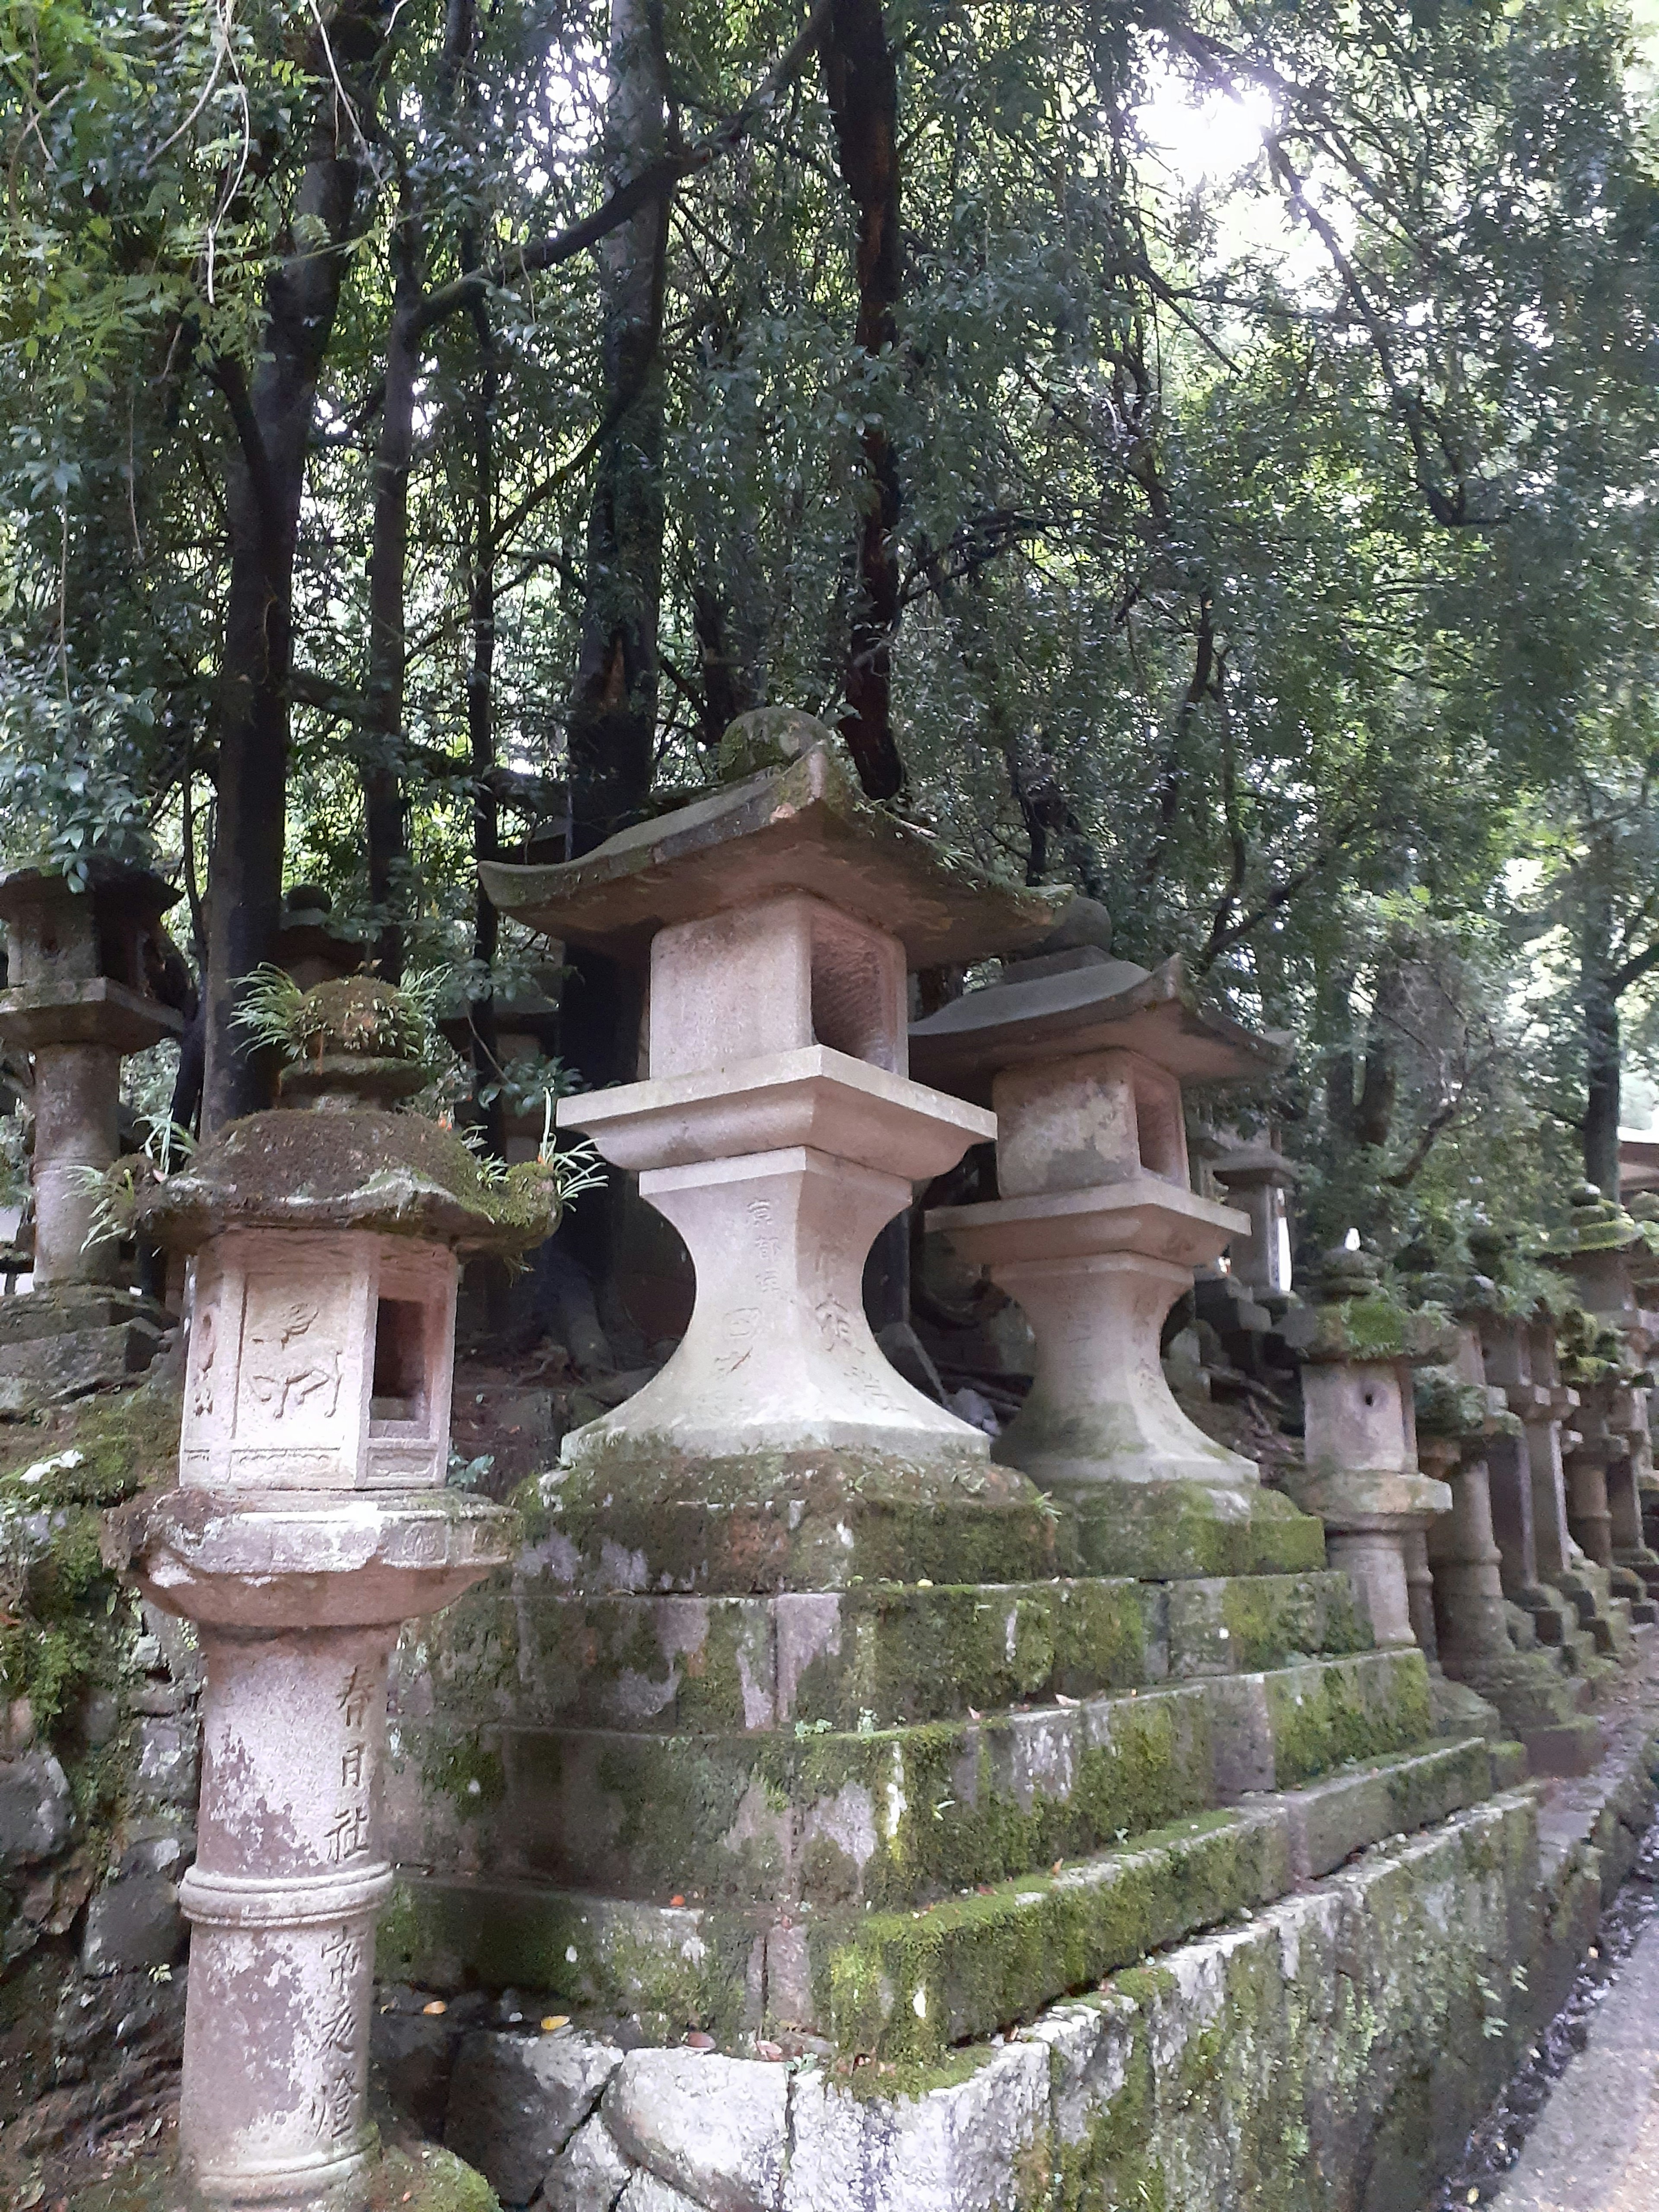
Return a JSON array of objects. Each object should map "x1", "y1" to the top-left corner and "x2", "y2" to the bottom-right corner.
[
  {"x1": 1542, "y1": 1184, "x2": 1659, "y2": 1613},
  {"x1": 110, "y1": 979, "x2": 555, "y2": 2212},
  {"x1": 910, "y1": 945, "x2": 1322, "y2": 1579},
  {"x1": 0, "y1": 858, "x2": 183, "y2": 1408},
  {"x1": 1211, "y1": 1135, "x2": 1298, "y2": 1302},
  {"x1": 1413, "y1": 1323, "x2": 1600, "y2": 1775},
  {"x1": 481, "y1": 715, "x2": 1062, "y2": 1592},
  {"x1": 273, "y1": 883, "x2": 364, "y2": 991},
  {"x1": 1280, "y1": 1249, "x2": 1453, "y2": 1649}
]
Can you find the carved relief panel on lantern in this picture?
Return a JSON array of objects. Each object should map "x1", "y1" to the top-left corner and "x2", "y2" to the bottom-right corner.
[{"x1": 182, "y1": 1230, "x2": 455, "y2": 1492}]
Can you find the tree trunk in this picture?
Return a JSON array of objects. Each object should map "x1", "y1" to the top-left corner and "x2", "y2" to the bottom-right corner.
[
  {"x1": 1583, "y1": 867, "x2": 1622, "y2": 1195},
  {"x1": 465, "y1": 291, "x2": 503, "y2": 1154},
  {"x1": 202, "y1": 3, "x2": 388, "y2": 1131},
  {"x1": 820, "y1": 0, "x2": 906, "y2": 800},
  {"x1": 363, "y1": 177, "x2": 423, "y2": 983},
  {"x1": 561, "y1": 0, "x2": 668, "y2": 1145},
  {"x1": 566, "y1": 0, "x2": 669, "y2": 859}
]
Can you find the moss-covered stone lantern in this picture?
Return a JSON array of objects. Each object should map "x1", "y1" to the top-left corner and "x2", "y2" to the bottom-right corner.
[
  {"x1": 109, "y1": 977, "x2": 558, "y2": 2212},
  {"x1": 911, "y1": 941, "x2": 1322, "y2": 1580},
  {"x1": 0, "y1": 858, "x2": 183, "y2": 1408},
  {"x1": 1281, "y1": 1248, "x2": 1453, "y2": 1648}
]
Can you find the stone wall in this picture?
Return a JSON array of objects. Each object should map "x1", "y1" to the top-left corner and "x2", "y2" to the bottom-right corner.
[
  {"x1": 372, "y1": 1771, "x2": 1659, "y2": 2212},
  {"x1": 0, "y1": 1381, "x2": 200, "y2": 2169}
]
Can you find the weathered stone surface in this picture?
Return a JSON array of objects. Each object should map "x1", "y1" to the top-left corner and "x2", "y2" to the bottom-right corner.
[
  {"x1": 445, "y1": 2030, "x2": 623, "y2": 2205},
  {"x1": 0, "y1": 1745, "x2": 72, "y2": 1870},
  {"x1": 617, "y1": 2173, "x2": 706, "y2": 2212},
  {"x1": 603, "y1": 2048, "x2": 787, "y2": 2212},
  {"x1": 0, "y1": 1313, "x2": 167, "y2": 1411},
  {"x1": 537, "y1": 2112, "x2": 633, "y2": 2212},
  {"x1": 133, "y1": 1713, "x2": 198, "y2": 1807},
  {"x1": 784, "y1": 2041, "x2": 1050, "y2": 2212},
  {"x1": 80, "y1": 1872, "x2": 185, "y2": 1976},
  {"x1": 372, "y1": 2009, "x2": 460, "y2": 2136}
]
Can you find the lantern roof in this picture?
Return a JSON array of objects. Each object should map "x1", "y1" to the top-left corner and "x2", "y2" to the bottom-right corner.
[
  {"x1": 909, "y1": 947, "x2": 1278, "y2": 1101},
  {"x1": 135, "y1": 1108, "x2": 560, "y2": 1257},
  {"x1": 481, "y1": 737, "x2": 1063, "y2": 968}
]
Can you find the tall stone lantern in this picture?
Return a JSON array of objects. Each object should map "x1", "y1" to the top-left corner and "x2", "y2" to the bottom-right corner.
[
  {"x1": 910, "y1": 945, "x2": 1323, "y2": 1578},
  {"x1": 0, "y1": 858, "x2": 182, "y2": 1407},
  {"x1": 482, "y1": 714, "x2": 1063, "y2": 1592},
  {"x1": 108, "y1": 979, "x2": 556, "y2": 2212},
  {"x1": 1280, "y1": 1249, "x2": 1453, "y2": 1648}
]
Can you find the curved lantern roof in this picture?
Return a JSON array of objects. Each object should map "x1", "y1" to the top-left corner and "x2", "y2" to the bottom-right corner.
[
  {"x1": 482, "y1": 741, "x2": 1064, "y2": 968},
  {"x1": 909, "y1": 946, "x2": 1280, "y2": 1103}
]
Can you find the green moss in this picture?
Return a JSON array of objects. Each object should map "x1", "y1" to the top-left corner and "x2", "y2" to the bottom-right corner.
[
  {"x1": 368, "y1": 2144, "x2": 501, "y2": 2212},
  {"x1": 817, "y1": 1807, "x2": 1287, "y2": 2060},
  {"x1": 1265, "y1": 1653, "x2": 1433, "y2": 1786},
  {"x1": 418, "y1": 1731, "x2": 507, "y2": 1816},
  {"x1": 1063, "y1": 1481, "x2": 1326, "y2": 1582},
  {"x1": 375, "y1": 1876, "x2": 753, "y2": 2040}
]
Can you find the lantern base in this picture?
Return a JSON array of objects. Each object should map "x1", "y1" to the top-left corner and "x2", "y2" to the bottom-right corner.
[
  {"x1": 534, "y1": 1441, "x2": 1062, "y2": 1594},
  {"x1": 0, "y1": 1285, "x2": 169, "y2": 1414},
  {"x1": 1045, "y1": 1474, "x2": 1326, "y2": 1582}
]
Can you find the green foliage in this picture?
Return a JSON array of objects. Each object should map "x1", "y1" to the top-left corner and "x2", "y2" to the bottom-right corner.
[{"x1": 3, "y1": 0, "x2": 1659, "y2": 1200}]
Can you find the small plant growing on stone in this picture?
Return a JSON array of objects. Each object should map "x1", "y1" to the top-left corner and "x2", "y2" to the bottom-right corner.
[{"x1": 232, "y1": 964, "x2": 446, "y2": 1068}]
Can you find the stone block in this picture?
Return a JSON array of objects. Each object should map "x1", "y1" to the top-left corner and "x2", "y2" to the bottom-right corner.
[
  {"x1": 537, "y1": 2112, "x2": 633, "y2": 2212},
  {"x1": 1278, "y1": 1738, "x2": 1494, "y2": 1879},
  {"x1": 617, "y1": 2174, "x2": 704, "y2": 2212},
  {"x1": 817, "y1": 1804, "x2": 1291, "y2": 2061},
  {"x1": 445, "y1": 2028, "x2": 623, "y2": 2205},
  {"x1": 0, "y1": 1316, "x2": 165, "y2": 1412},
  {"x1": 0, "y1": 1745, "x2": 72, "y2": 1870},
  {"x1": 134, "y1": 1714, "x2": 198, "y2": 1808},
  {"x1": 603, "y1": 2047, "x2": 787, "y2": 2212},
  {"x1": 372, "y1": 2009, "x2": 460, "y2": 2136},
  {"x1": 80, "y1": 1872, "x2": 185, "y2": 1976},
  {"x1": 784, "y1": 2041, "x2": 1050, "y2": 2212}
]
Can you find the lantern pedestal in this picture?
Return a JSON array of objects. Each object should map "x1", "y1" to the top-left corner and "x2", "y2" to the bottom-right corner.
[{"x1": 113, "y1": 1491, "x2": 510, "y2": 2211}]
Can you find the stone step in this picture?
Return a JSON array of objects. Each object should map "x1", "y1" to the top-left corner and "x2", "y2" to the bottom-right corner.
[
  {"x1": 378, "y1": 1737, "x2": 1508, "y2": 2055},
  {"x1": 817, "y1": 1736, "x2": 1509, "y2": 2062},
  {"x1": 394, "y1": 1569, "x2": 1373, "y2": 1739},
  {"x1": 386, "y1": 1650, "x2": 1435, "y2": 1912}
]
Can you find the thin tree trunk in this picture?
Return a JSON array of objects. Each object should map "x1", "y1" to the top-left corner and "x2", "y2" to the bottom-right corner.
[
  {"x1": 562, "y1": 0, "x2": 668, "y2": 1144},
  {"x1": 820, "y1": 0, "x2": 906, "y2": 799},
  {"x1": 202, "y1": 3, "x2": 388, "y2": 1130},
  {"x1": 466, "y1": 291, "x2": 503, "y2": 1153},
  {"x1": 1583, "y1": 864, "x2": 1622, "y2": 1194},
  {"x1": 363, "y1": 173, "x2": 423, "y2": 983}
]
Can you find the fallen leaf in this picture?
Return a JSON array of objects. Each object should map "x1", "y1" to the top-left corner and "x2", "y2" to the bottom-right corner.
[
  {"x1": 541, "y1": 2016, "x2": 569, "y2": 2033},
  {"x1": 1052, "y1": 1859, "x2": 1064, "y2": 1875},
  {"x1": 670, "y1": 1894, "x2": 685, "y2": 1907},
  {"x1": 421, "y1": 2000, "x2": 447, "y2": 2016},
  {"x1": 686, "y1": 2031, "x2": 716, "y2": 2050},
  {"x1": 756, "y1": 2040, "x2": 784, "y2": 2061}
]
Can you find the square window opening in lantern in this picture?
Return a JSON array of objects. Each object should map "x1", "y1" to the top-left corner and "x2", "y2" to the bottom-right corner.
[{"x1": 370, "y1": 1297, "x2": 429, "y2": 1430}]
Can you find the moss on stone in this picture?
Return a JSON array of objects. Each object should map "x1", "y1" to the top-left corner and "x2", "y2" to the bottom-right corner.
[
  {"x1": 1264, "y1": 1653, "x2": 1434, "y2": 1787},
  {"x1": 1063, "y1": 1479, "x2": 1326, "y2": 1582},
  {"x1": 817, "y1": 1807, "x2": 1287, "y2": 2061}
]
